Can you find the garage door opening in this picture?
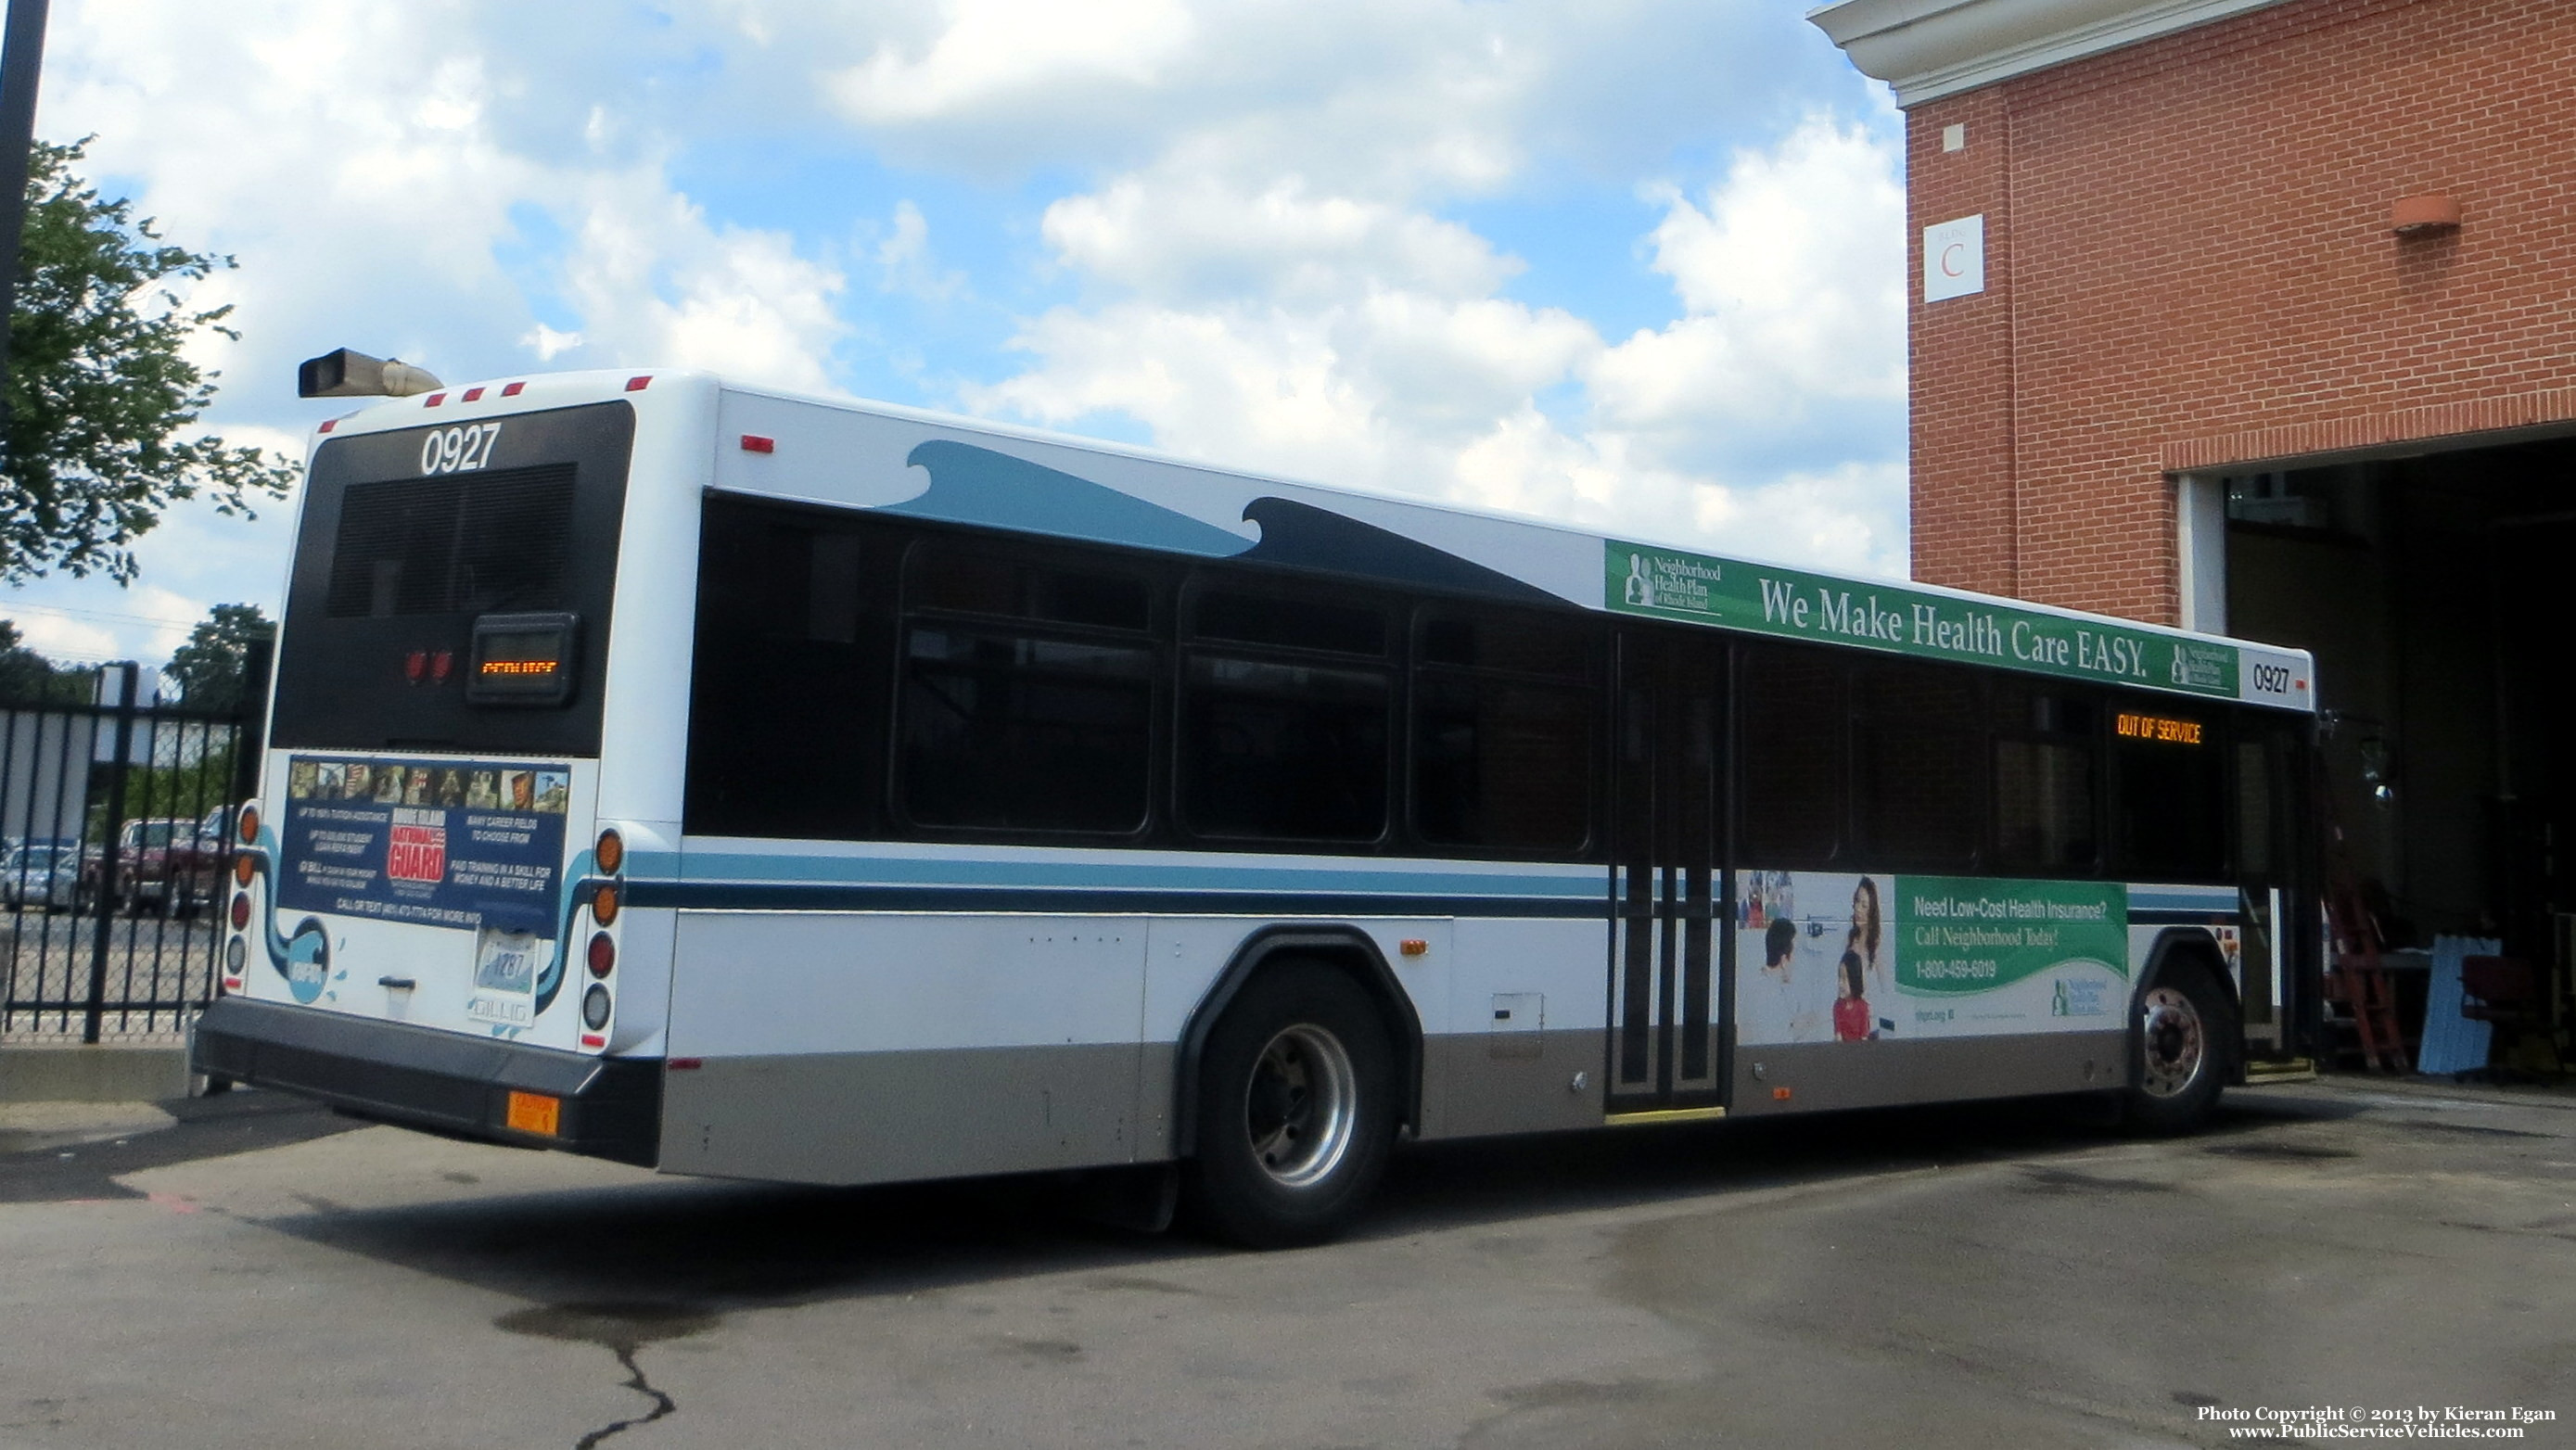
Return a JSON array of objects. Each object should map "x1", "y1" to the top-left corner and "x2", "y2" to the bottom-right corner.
[{"x1": 2205, "y1": 434, "x2": 2574, "y2": 1062}]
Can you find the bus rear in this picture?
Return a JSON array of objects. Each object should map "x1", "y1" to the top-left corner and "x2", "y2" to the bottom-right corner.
[{"x1": 196, "y1": 375, "x2": 708, "y2": 1164}]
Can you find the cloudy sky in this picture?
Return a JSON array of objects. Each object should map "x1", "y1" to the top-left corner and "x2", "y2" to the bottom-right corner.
[{"x1": 5, "y1": 0, "x2": 1903, "y2": 667}]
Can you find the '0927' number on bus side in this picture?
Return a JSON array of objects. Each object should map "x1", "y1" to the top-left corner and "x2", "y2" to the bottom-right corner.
[{"x1": 419, "y1": 423, "x2": 504, "y2": 477}]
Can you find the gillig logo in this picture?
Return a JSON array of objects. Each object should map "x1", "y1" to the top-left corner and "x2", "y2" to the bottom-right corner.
[{"x1": 387, "y1": 821, "x2": 448, "y2": 884}]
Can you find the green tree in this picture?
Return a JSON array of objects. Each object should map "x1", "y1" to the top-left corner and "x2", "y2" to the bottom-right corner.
[
  {"x1": 163, "y1": 602, "x2": 274, "y2": 712},
  {"x1": 0, "y1": 617, "x2": 92, "y2": 703},
  {"x1": 2, "y1": 138, "x2": 297, "y2": 584}
]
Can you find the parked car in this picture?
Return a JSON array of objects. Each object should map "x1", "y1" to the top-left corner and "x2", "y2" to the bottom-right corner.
[
  {"x1": 82, "y1": 818, "x2": 225, "y2": 915},
  {"x1": 1, "y1": 843, "x2": 83, "y2": 911}
]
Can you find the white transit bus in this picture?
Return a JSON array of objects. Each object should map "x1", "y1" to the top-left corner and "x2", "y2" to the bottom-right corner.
[{"x1": 194, "y1": 366, "x2": 2323, "y2": 1246}]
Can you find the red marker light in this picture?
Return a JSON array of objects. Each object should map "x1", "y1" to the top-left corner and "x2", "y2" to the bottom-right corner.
[
  {"x1": 625, "y1": 375, "x2": 652, "y2": 392},
  {"x1": 740, "y1": 434, "x2": 774, "y2": 453},
  {"x1": 502, "y1": 381, "x2": 526, "y2": 397},
  {"x1": 462, "y1": 387, "x2": 485, "y2": 401},
  {"x1": 404, "y1": 651, "x2": 427, "y2": 682},
  {"x1": 317, "y1": 419, "x2": 338, "y2": 433},
  {"x1": 581, "y1": 1034, "x2": 606, "y2": 1049},
  {"x1": 424, "y1": 392, "x2": 446, "y2": 407},
  {"x1": 431, "y1": 650, "x2": 453, "y2": 682}
]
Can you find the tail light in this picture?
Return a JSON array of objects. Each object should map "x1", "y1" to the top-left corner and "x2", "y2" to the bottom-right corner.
[
  {"x1": 230, "y1": 893, "x2": 251, "y2": 931},
  {"x1": 586, "y1": 932, "x2": 615, "y2": 978}
]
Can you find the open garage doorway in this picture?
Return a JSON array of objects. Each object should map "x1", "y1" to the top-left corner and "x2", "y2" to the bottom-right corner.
[{"x1": 2198, "y1": 435, "x2": 2575, "y2": 1065}]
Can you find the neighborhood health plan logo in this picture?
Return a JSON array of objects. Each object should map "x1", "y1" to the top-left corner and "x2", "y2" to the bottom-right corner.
[
  {"x1": 1618, "y1": 548, "x2": 1721, "y2": 613},
  {"x1": 1604, "y1": 541, "x2": 2242, "y2": 699},
  {"x1": 2052, "y1": 976, "x2": 2111, "y2": 1018}
]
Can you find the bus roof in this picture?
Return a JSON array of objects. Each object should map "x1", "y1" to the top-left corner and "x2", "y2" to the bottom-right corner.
[{"x1": 309, "y1": 368, "x2": 2316, "y2": 714}]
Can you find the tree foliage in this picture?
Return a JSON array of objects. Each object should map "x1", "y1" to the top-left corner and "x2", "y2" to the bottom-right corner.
[
  {"x1": 0, "y1": 618, "x2": 94, "y2": 703},
  {"x1": 2, "y1": 138, "x2": 298, "y2": 585},
  {"x1": 163, "y1": 602, "x2": 274, "y2": 712}
]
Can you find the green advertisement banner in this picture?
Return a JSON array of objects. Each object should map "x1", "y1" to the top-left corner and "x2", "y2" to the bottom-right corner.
[
  {"x1": 1895, "y1": 876, "x2": 2128, "y2": 997},
  {"x1": 1605, "y1": 540, "x2": 2241, "y2": 699}
]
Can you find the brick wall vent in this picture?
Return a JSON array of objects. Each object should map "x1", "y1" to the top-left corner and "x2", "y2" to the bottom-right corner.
[{"x1": 2391, "y1": 193, "x2": 2461, "y2": 235}]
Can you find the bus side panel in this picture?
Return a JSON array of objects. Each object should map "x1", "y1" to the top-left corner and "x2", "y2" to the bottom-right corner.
[
  {"x1": 1724, "y1": 1032, "x2": 2126, "y2": 1116},
  {"x1": 658, "y1": 912, "x2": 1147, "y2": 1186},
  {"x1": 1431, "y1": 915, "x2": 1609, "y2": 1138}
]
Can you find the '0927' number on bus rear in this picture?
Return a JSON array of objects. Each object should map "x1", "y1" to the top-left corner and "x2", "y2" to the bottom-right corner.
[{"x1": 419, "y1": 423, "x2": 504, "y2": 477}]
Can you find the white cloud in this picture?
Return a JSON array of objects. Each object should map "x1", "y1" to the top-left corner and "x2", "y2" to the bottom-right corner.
[
  {"x1": 1041, "y1": 171, "x2": 1514, "y2": 303},
  {"x1": 6, "y1": 609, "x2": 122, "y2": 664},
  {"x1": 832, "y1": 0, "x2": 1197, "y2": 123},
  {"x1": 872, "y1": 200, "x2": 966, "y2": 300},
  {"x1": 550, "y1": 172, "x2": 848, "y2": 391},
  {"x1": 522, "y1": 324, "x2": 584, "y2": 361},
  {"x1": 973, "y1": 110, "x2": 1906, "y2": 577},
  {"x1": 1587, "y1": 116, "x2": 1906, "y2": 477}
]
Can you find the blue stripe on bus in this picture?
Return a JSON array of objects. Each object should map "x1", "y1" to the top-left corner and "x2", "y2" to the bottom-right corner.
[
  {"x1": 636, "y1": 849, "x2": 1605, "y2": 899},
  {"x1": 621, "y1": 880, "x2": 1607, "y2": 918},
  {"x1": 2125, "y1": 884, "x2": 2238, "y2": 914}
]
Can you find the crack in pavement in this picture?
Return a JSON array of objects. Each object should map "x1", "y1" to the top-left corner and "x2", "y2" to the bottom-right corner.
[
  {"x1": 492, "y1": 1302, "x2": 719, "y2": 1449},
  {"x1": 576, "y1": 1344, "x2": 678, "y2": 1450}
]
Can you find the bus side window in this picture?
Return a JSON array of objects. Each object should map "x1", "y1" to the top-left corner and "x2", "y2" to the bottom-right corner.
[
  {"x1": 1181, "y1": 584, "x2": 1391, "y2": 845},
  {"x1": 897, "y1": 541, "x2": 1158, "y2": 835},
  {"x1": 2236, "y1": 731, "x2": 2276, "y2": 881},
  {"x1": 682, "y1": 500, "x2": 887, "y2": 840},
  {"x1": 1411, "y1": 608, "x2": 1597, "y2": 854},
  {"x1": 2110, "y1": 696, "x2": 2228, "y2": 882},
  {"x1": 1854, "y1": 661, "x2": 1983, "y2": 871},
  {"x1": 1736, "y1": 644, "x2": 1844, "y2": 868},
  {"x1": 1992, "y1": 680, "x2": 2099, "y2": 873}
]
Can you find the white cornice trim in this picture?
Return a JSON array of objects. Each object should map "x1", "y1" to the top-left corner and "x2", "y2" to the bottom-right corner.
[{"x1": 1807, "y1": 0, "x2": 2293, "y2": 106}]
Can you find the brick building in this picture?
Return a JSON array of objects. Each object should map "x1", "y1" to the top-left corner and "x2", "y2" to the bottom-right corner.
[{"x1": 1812, "y1": 0, "x2": 2576, "y2": 980}]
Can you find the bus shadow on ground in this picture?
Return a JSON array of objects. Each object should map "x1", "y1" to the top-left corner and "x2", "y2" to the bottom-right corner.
[{"x1": 246, "y1": 1088, "x2": 2353, "y2": 1322}]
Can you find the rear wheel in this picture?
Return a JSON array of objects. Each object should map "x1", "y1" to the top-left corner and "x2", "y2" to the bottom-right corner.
[
  {"x1": 1183, "y1": 961, "x2": 1396, "y2": 1249},
  {"x1": 2123, "y1": 958, "x2": 2234, "y2": 1134}
]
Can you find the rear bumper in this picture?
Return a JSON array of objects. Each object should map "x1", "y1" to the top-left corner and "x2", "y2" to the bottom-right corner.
[{"x1": 191, "y1": 997, "x2": 661, "y2": 1166}]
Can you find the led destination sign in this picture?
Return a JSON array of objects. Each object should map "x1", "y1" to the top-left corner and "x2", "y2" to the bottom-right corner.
[
  {"x1": 465, "y1": 611, "x2": 578, "y2": 706},
  {"x1": 2116, "y1": 711, "x2": 2204, "y2": 744}
]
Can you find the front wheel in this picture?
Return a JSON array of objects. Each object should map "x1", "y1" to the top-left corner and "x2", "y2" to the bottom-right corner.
[
  {"x1": 2123, "y1": 959, "x2": 2234, "y2": 1134},
  {"x1": 1183, "y1": 961, "x2": 1397, "y2": 1249}
]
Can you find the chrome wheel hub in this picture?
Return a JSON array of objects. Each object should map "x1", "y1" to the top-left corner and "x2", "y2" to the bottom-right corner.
[
  {"x1": 1243, "y1": 1023, "x2": 1358, "y2": 1189},
  {"x1": 2138, "y1": 986, "x2": 2207, "y2": 1099}
]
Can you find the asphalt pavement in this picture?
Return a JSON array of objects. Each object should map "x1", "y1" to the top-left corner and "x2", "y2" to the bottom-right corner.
[{"x1": 1, "y1": 1076, "x2": 2570, "y2": 1449}]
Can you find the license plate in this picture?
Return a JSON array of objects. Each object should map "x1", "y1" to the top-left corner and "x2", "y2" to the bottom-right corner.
[
  {"x1": 505, "y1": 1090, "x2": 560, "y2": 1137},
  {"x1": 473, "y1": 926, "x2": 541, "y2": 994}
]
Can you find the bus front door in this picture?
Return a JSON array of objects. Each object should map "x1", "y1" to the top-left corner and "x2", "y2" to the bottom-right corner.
[{"x1": 1606, "y1": 630, "x2": 1727, "y2": 1117}]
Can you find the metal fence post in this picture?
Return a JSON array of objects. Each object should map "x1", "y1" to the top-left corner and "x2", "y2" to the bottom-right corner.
[{"x1": 81, "y1": 661, "x2": 137, "y2": 1043}]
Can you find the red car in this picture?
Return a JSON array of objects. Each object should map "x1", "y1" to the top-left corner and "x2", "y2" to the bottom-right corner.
[{"x1": 83, "y1": 817, "x2": 225, "y2": 915}]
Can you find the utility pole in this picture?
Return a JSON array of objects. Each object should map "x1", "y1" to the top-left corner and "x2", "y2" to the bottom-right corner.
[{"x1": 0, "y1": 0, "x2": 52, "y2": 463}]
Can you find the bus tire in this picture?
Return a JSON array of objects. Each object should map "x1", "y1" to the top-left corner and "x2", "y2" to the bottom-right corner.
[
  {"x1": 2123, "y1": 958, "x2": 2233, "y2": 1135},
  {"x1": 1182, "y1": 960, "x2": 1396, "y2": 1250}
]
